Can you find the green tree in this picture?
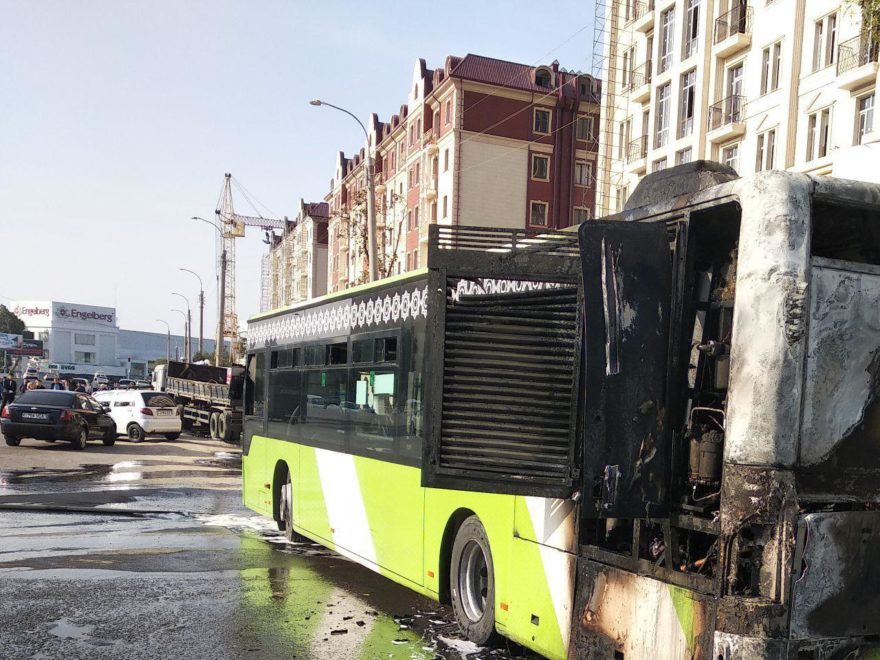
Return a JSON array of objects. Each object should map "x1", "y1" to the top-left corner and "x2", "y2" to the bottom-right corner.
[{"x1": 0, "y1": 305, "x2": 26, "y2": 335}]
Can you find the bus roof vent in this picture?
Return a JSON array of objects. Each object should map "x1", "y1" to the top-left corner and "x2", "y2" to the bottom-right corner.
[{"x1": 625, "y1": 160, "x2": 738, "y2": 211}]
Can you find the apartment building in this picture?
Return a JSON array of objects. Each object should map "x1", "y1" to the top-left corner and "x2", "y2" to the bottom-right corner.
[
  {"x1": 325, "y1": 54, "x2": 602, "y2": 292},
  {"x1": 267, "y1": 199, "x2": 329, "y2": 310},
  {"x1": 596, "y1": 0, "x2": 879, "y2": 215}
]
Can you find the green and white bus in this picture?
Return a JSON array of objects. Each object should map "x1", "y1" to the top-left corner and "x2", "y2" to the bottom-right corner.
[{"x1": 243, "y1": 164, "x2": 880, "y2": 659}]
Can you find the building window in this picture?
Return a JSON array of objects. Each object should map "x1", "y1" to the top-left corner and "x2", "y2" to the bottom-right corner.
[
  {"x1": 576, "y1": 115, "x2": 594, "y2": 140},
  {"x1": 676, "y1": 147, "x2": 693, "y2": 164},
  {"x1": 75, "y1": 351, "x2": 96, "y2": 364},
  {"x1": 443, "y1": 148, "x2": 450, "y2": 171},
  {"x1": 616, "y1": 185, "x2": 629, "y2": 212},
  {"x1": 756, "y1": 128, "x2": 776, "y2": 171},
  {"x1": 574, "y1": 207, "x2": 591, "y2": 223},
  {"x1": 812, "y1": 12, "x2": 837, "y2": 72},
  {"x1": 442, "y1": 195, "x2": 448, "y2": 218},
  {"x1": 74, "y1": 333, "x2": 96, "y2": 346},
  {"x1": 679, "y1": 69, "x2": 697, "y2": 137},
  {"x1": 535, "y1": 67, "x2": 552, "y2": 87},
  {"x1": 575, "y1": 161, "x2": 592, "y2": 186},
  {"x1": 807, "y1": 107, "x2": 831, "y2": 161},
  {"x1": 856, "y1": 93, "x2": 875, "y2": 145},
  {"x1": 532, "y1": 154, "x2": 550, "y2": 180},
  {"x1": 415, "y1": 162, "x2": 420, "y2": 184},
  {"x1": 529, "y1": 201, "x2": 548, "y2": 226},
  {"x1": 407, "y1": 210, "x2": 413, "y2": 230},
  {"x1": 659, "y1": 7, "x2": 675, "y2": 73},
  {"x1": 622, "y1": 48, "x2": 633, "y2": 89},
  {"x1": 683, "y1": 0, "x2": 700, "y2": 59},
  {"x1": 445, "y1": 99, "x2": 452, "y2": 125},
  {"x1": 533, "y1": 108, "x2": 551, "y2": 134},
  {"x1": 656, "y1": 82, "x2": 671, "y2": 147},
  {"x1": 721, "y1": 142, "x2": 740, "y2": 171},
  {"x1": 761, "y1": 41, "x2": 782, "y2": 94},
  {"x1": 412, "y1": 248, "x2": 419, "y2": 268},
  {"x1": 652, "y1": 157, "x2": 668, "y2": 172}
]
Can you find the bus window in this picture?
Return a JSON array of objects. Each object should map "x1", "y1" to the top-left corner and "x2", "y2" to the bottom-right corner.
[
  {"x1": 349, "y1": 368, "x2": 396, "y2": 455},
  {"x1": 267, "y1": 369, "x2": 302, "y2": 441},
  {"x1": 328, "y1": 342, "x2": 348, "y2": 365},
  {"x1": 304, "y1": 345, "x2": 326, "y2": 366},
  {"x1": 301, "y1": 368, "x2": 349, "y2": 449},
  {"x1": 352, "y1": 339, "x2": 375, "y2": 364},
  {"x1": 244, "y1": 352, "x2": 266, "y2": 418}
]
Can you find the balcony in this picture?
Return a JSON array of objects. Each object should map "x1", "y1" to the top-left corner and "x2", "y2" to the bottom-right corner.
[
  {"x1": 837, "y1": 33, "x2": 880, "y2": 90},
  {"x1": 629, "y1": 1, "x2": 654, "y2": 33},
  {"x1": 626, "y1": 60, "x2": 653, "y2": 103},
  {"x1": 423, "y1": 128, "x2": 439, "y2": 155},
  {"x1": 626, "y1": 135, "x2": 648, "y2": 173},
  {"x1": 707, "y1": 95, "x2": 748, "y2": 143},
  {"x1": 714, "y1": 4, "x2": 752, "y2": 58}
]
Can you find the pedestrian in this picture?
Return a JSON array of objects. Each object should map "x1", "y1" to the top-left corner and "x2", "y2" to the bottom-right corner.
[
  {"x1": 1, "y1": 374, "x2": 16, "y2": 408},
  {"x1": 74, "y1": 382, "x2": 86, "y2": 393},
  {"x1": 51, "y1": 378, "x2": 64, "y2": 391}
]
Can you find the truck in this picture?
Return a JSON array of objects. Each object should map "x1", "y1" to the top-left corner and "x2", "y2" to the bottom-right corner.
[{"x1": 153, "y1": 360, "x2": 244, "y2": 443}]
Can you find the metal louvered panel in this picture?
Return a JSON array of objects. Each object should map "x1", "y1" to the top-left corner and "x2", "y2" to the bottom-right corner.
[{"x1": 438, "y1": 282, "x2": 579, "y2": 486}]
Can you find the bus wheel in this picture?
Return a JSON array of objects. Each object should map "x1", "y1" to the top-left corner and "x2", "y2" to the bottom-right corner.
[
  {"x1": 278, "y1": 471, "x2": 307, "y2": 543},
  {"x1": 450, "y1": 515, "x2": 498, "y2": 645},
  {"x1": 208, "y1": 412, "x2": 219, "y2": 439}
]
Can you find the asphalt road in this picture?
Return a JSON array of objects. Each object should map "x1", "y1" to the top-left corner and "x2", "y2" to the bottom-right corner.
[{"x1": 0, "y1": 433, "x2": 538, "y2": 660}]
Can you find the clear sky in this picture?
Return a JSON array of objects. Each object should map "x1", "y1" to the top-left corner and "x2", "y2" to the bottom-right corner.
[{"x1": 1, "y1": 0, "x2": 594, "y2": 338}]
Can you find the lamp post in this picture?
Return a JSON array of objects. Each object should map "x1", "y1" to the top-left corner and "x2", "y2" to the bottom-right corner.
[
  {"x1": 155, "y1": 319, "x2": 171, "y2": 365},
  {"x1": 192, "y1": 216, "x2": 225, "y2": 366},
  {"x1": 171, "y1": 309, "x2": 188, "y2": 363},
  {"x1": 171, "y1": 293, "x2": 192, "y2": 362},
  {"x1": 180, "y1": 268, "x2": 204, "y2": 357},
  {"x1": 309, "y1": 99, "x2": 378, "y2": 282}
]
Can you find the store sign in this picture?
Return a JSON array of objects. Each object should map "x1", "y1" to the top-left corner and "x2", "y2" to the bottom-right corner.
[
  {"x1": 0, "y1": 333, "x2": 23, "y2": 350},
  {"x1": 55, "y1": 304, "x2": 115, "y2": 325},
  {"x1": 12, "y1": 305, "x2": 51, "y2": 320},
  {"x1": 7, "y1": 339, "x2": 44, "y2": 357},
  {"x1": 47, "y1": 363, "x2": 79, "y2": 373}
]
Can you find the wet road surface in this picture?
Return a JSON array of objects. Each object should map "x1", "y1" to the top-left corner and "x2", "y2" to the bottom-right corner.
[{"x1": 0, "y1": 434, "x2": 539, "y2": 659}]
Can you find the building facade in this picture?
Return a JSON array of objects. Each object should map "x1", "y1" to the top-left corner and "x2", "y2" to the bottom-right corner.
[
  {"x1": 596, "y1": 0, "x2": 879, "y2": 215},
  {"x1": 267, "y1": 199, "x2": 329, "y2": 310},
  {"x1": 325, "y1": 54, "x2": 602, "y2": 292}
]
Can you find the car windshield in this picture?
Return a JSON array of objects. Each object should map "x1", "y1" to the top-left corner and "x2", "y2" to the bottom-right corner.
[
  {"x1": 16, "y1": 391, "x2": 76, "y2": 406},
  {"x1": 141, "y1": 393, "x2": 176, "y2": 408}
]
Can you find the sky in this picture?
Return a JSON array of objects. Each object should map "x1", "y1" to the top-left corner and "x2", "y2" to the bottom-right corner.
[{"x1": 1, "y1": 0, "x2": 594, "y2": 338}]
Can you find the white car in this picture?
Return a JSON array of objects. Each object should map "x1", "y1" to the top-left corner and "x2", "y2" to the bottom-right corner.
[{"x1": 94, "y1": 390, "x2": 182, "y2": 442}]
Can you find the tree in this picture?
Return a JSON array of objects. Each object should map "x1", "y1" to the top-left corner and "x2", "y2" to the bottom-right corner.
[
  {"x1": 845, "y1": 0, "x2": 880, "y2": 43},
  {"x1": 0, "y1": 305, "x2": 26, "y2": 335}
]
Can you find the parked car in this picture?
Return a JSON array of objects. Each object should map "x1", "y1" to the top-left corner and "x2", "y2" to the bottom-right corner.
[
  {"x1": 134, "y1": 380, "x2": 152, "y2": 389},
  {"x1": 116, "y1": 379, "x2": 136, "y2": 390},
  {"x1": 1, "y1": 390, "x2": 116, "y2": 449},
  {"x1": 93, "y1": 390, "x2": 182, "y2": 442}
]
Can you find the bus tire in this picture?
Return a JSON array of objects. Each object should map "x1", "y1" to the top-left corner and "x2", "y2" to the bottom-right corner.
[
  {"x1": 208, "y1": 412, "x2": 219, "y2": 439},
  {"x1": 278, "y1": 470, "x2": 307, "y2": 543},
  {"x1": 450, "y1": 515, "x2": 498, "y2": 646}
]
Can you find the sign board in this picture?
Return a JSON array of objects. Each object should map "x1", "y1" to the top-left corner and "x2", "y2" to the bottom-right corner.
[
  {"x1": 7, "y1": 339, "x2": 44, "y2": 357},
  {"x1": 13, "y1": 301, "x2": 116, "y2": 328},
  {"x1": 0, "y1": 333, "x2": 23, "y2": 350},
  {"x1": 47, "y1": 363, "x2": 79, "y2": 373}
]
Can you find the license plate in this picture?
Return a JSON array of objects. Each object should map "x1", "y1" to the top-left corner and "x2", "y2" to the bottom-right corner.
[
  {"x1": 156, "y1": 409, "x2": 173, "y2": 416},
  {"x1": 21, "y1": 413, "x2": 48, "y2": 420}
]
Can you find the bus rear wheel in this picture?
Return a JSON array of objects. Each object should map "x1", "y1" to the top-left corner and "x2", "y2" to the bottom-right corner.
[{"x1": 450, "y1": 515, "x2": 498, "y2": 646}]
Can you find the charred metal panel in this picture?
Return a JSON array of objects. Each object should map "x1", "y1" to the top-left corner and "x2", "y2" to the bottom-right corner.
[
  {"x1": 713, "y1": 632, "x2": 880, "y2": 659},
  {"x1": 579, "y1": 221, "x2": 671, "y2": 518},
  {"x1": 789, "y1": 512, "x2": 880, "y2": 639},
  {"x1": 725, "y1": 172, "x2": 813, "y2": 467},
  {"x1": 798, "y1": 261, "x2": 880, "y2": 500},
  {"x1": 569, "y1": 559, "x2": 715, "y2": 659}
]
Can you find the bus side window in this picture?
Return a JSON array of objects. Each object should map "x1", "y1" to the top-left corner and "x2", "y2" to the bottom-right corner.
[
  {"x1": 349, "y1": 367, "x2": 396, "y2": 455},
  {"x1": 245, "y1": 352, "x2": 266, "y2": 418}
]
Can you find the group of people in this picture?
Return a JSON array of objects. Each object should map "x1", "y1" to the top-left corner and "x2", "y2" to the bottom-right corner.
[{"x1": 1, "y1": 374, "x2": 90, "y2": 406}]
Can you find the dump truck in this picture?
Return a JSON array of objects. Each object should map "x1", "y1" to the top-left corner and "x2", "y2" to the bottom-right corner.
[{"x1": 154, "y1": 361, "x2": 244, "y2": 443}]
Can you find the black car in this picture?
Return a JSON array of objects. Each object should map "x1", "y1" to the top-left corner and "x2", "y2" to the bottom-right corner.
[{"x1": 1, "y1": 390, "x2": 117, "y2": 449}]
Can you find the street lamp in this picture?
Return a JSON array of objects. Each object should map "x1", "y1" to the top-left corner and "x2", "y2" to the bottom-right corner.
[
  {"x1": 171, "y1": 293, "x2": 192, "y2": 362},
  {"x1": 310, "y1": 98, "x2": 378, "y2": 282},
  {"x1": 171, "y1": 309, "x2": 188, "y2": 363},
  {"x1": 192, "y1": 215, "x2": 226, "y2": 367},
  {"x1": 155, "y1": 319, "x2": 171, "y2": 365},
  {"x1": 179, "y1": 268, "x2": 204, "y2": 357}
]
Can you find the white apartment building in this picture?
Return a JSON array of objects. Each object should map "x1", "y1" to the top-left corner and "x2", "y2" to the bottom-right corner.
[
  {"x1": 267, "y1": 199, "x2": 329, "y2": 310},
  {"x1": 596, "y1": 0, "x2": 879, "y2": 214}
]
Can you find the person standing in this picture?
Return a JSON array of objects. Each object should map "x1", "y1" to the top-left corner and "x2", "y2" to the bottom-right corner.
[
  {"x1": 1, "y1": 374, "x2": 16, "y2": 408},
  {"x1": 51, "y1": 378, "x2": 64, "y2": 391}
]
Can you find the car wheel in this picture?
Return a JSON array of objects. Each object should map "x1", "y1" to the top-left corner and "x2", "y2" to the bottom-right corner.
[
  {"x1": 4, "y1": 435, "x2": 20, "y2": 447},
  {"x1": 278, "y1": 471, "x2": 307, "y2": 542},
  {"x1": 127, "y1": 423, "x2": 146, "y2": 443},
  {"x1": 73, "y1": 425, "x2": 88, "y2": 450},
  {"x1": 102, "y1": 424, "x2": 117, "y2": 446},
  {"x1": 450, "y1": 516, "x2": 498, "y2": 646},
  {"x1": 164, "y1": 432, "x2": 180, "y2": 441}
]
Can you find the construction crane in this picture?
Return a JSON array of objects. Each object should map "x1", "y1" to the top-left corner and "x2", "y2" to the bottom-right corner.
[{"x1": 214, "y1": 173, "x2": 286, "y2": 360}]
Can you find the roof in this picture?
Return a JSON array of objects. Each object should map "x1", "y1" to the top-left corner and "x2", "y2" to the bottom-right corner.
[
  {"x1": 304, "y1": 201, "x2": 329, "y2": 219},
  {"x1": 448, "y1": 53, "x2": 581, "y2": 94}
]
